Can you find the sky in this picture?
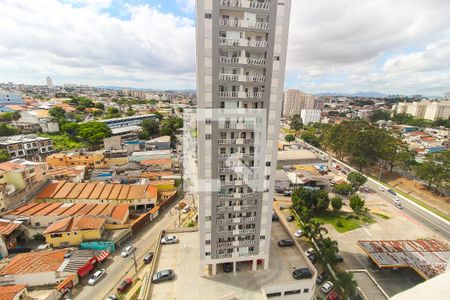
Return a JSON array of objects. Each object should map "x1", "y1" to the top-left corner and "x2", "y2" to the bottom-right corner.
[{"x1": 0, "y1": 0, "x2": 449, "y2": 96}]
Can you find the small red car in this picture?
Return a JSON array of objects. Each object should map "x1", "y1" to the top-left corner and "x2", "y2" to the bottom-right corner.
[{"x1": 117, "y1": 278, "x2": 133, "y2": 293}]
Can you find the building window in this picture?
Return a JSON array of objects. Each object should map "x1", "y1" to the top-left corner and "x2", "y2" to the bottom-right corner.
[
  {"x1": 274, "y1": 56, "x2": 280, "y2": 61},
  {"x1": 265, "y1": 175, "x2": 270, "y2": 180},
  {"x1": 206, "y1": 216, "x2": 211, "y2": 221},
  {"x1": 303, "y1": 288, "x2": 309, "y2": 293},
  {"x1": 205, "y1": 252, "x2": 211, "y2": 256},
  {"x1": 265, "y1": 162, "x2": 271, "y2": 167},
  {"x1": 285, "y1": 290, "x2": 301, "y2": 295},
  {"x1": 205, "y1": 134, "x2": 211, "y2": 140},
  {"x1": 205, "y1": 118, "x2": 211, "y2": 124},
  {"x1": 206, "y1": 240, "x2": 211, "y2": 245},
  {"x1": 267, "y1": 292, "x2": 282, "y2": 298},
  {"x1": 260, "y1": 235, "x2": 265, "y2": 240},
  {"x1": 205, "y1": 13, "x2": 212, "y2": 19}
]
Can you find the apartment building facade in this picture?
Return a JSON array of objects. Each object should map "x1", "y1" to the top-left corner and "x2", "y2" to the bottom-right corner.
[
  {"x1": 282, "y1": 89, "x2": 315, "y2": 117},
  {"x1": 196, "y1": 0, "x2": 291, "y2": 275},
  {"x1": 0, "y1": 135, "x2": 54, "y2": 160},
  {"x1": 300, "y1": 109, "x2": 321, "y2": 125},
  {"x1": 392, "y1": 100, "x2": 450, "y2": 121}
]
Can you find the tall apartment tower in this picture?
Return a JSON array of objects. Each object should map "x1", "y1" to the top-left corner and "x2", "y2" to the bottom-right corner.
[
  {"x1": 46, "y1": 76, "x2": 53, "y2": 90},
  {"x1": 195, "y1": 0, "x2": 291, "y2": 275},
  {"x1": 282, "y1": 89, "x2": 315, "y2": 117}
]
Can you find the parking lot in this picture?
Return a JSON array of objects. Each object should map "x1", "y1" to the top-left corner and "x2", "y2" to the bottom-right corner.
[{"x1": 151, "y1": 222, "x2": 316, "y2": 300}]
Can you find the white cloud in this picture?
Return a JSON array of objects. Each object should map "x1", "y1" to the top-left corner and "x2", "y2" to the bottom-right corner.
[
  {"x1": 0, "y1": 0, "x2": 195, "y2": 89},
  {"x1": 176, "y1": 0, "x2": 195, "y2": 13}
]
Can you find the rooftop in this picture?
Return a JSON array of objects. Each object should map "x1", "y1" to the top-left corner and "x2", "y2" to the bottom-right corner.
[
  {"x1": 358, "y1": 239, "x2": 450, "y2": 279},
  {"x1": 151, "y1": 222, "x2": 316, "y2": 300},
  {"x1": 43, "y1": 216, "x2": 105, "y2": 234},
  {"x1": 111, "y1": 125, "x2": 142, "y2": 135},
  {"x1": 36, "y1": 181, "x2": 160, "y2": 201},
  {"x1": 0, "y1": 219, "x2": 22, "y2": 235},
  {"x1": 0, "y1": 284, "x2": 27, "y2": 300},
  {"x1": 0, "y1": 249, "x2": 68, "y2": 275}
]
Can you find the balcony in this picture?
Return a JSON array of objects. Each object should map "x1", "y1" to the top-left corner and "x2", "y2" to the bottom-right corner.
[
  {"x1": 217, "y1": 253, "x2": 232, "y2": 259},
  {"x1": 218, "y1": 91, "x2": 264, "y2": 99},
  {"x1": 217, "y1": 241, "x2": 233, "y2": 248},
  {"x1": 220, "y1": 0, "x2": 271, "y2": 10},
  {"x1": 218, "y1": 122, "x2": 263, "y2": 130},
  {"x1": 217, "y1": 218, "x2": 233, "y2": 225},
  {"x1": 219, "y1": 74, "x2": 265, "y2": 82},
  {"x1": 219, "y1": 56, "x2": 266, "y2": 66},
  {"x1": 219, "y1": 19, "x2": 269, "y2": 30},
  {"x1": 219, "y1": 38, "x2": 267, "y2": 48},
  {"x1": 239, "y1": 251, "x2": 255, "y2": 257}
]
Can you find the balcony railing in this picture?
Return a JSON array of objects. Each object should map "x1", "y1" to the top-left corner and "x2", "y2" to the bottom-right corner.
[
  {"x1": 247, "y1": 57, "x2": 266, "y2": 65},
  {"x1": 219, "y1": 19, "x2": 269, "y2": 30},
  {"x1": 219, "y1": 56, "x2": 266, "y2": 66},
  {"x1": 217, "y1": 241, "x2": 233, "y2": 248},
  {"x1": 217, "y1": 253, "x2": 232, "y2": 259},
  {"x1": 219, "y1": 74, "x2": 265, "y2": 82},
  {"x1": 239, "y1": 251, "x2": 255, "y2": 257},
  {"x1": 220, "y1": 0, "x2": 271, "y2": 10},
  {"x1": 219, "y1": 56, "x2": 240, "y2": 64},
  {"x1": 218, "y1": 91, "x2": 264, "y2": 98},
  {"x1": 217, "y1": 218, "x2": 233, "y2": 224},
  {"x1": 219, "y1": 38, "x2": 267, "y2": 48},
  {"x1": 246, "y1": 92, "x2": 264, "y2": 98}
]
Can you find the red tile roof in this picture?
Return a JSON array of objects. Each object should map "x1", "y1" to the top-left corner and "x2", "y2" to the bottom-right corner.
[
  {"x1": 0, "y1": 284, "x2": 27, "y2": 300},
  {"x1": 127, "y1": 185, "x2": 146, "y2": 200},
  {"x1": 77, "y1": 183, "x2": 97, "y2": 199},
  {"x1": 108, "y1": 184, "x2": 122, "y2": 200},
  {"x1": 99, "y1": 184, "x2": 114, "y2": 199},
  {"x1": 88, "y1": 204, "x2": 108, "y2": 216},
  {"x1": 0, "y1": 220, "x2": 21, "y2": 235},
  {"x1": 89, "y1": 183, "x2": 106, "y2": 199},
  {"x1": 43, "y1": 216, "x2": 105, "y2": 234},
  {"x1": 146, "y1": 186, "x2": 158, "y2": 199},
  {"x1": 36, "y1": 182, "x2": 66, "y2": 199},
  {"x1": 0, "y1": 250, "x2": 68, "y2": 275},
  {"x1": 111, "y1": 204, "x2": 129, "y2": 221},
  {"x1": 140, "y1": 158, "x2": 172, "y2": 166},
  {"x1": 118, "y1": 185, "x2": 130, "y2": 200},
  {"x1": 66, "y1": 183, "x2": 87, "y2": 199}
]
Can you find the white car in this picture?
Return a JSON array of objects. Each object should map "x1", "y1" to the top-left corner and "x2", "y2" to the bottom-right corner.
[
  {"x1": 393, "y1": 197, "x2": 400, "y2": 204},
  {"x1": 305, "y1": 247, "x2": 314, "y2": 257},
  {"x1": 161, "y1": 235, "x2": 178, "y2": 244},
  {"x1": 294, "y1": 230, "x2": 303, "y2": 238},
  {"x1": 182, "y1": 205, "x2": 191, "y2": 214},
  {"x1": 378, "y1": 186, "x2": 385, "y2": 192},
  {"x1": 321, "y1": 281, "x2": 334, "y2": 294},
  {"x1": 88, "y1": 269, "x2": 105, "y2": 286},
  {"x1": 121, "y1": 244, "x2": 136, "y2": 258}
]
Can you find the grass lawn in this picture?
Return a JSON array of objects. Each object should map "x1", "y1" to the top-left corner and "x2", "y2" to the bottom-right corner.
[{"x1": 313, "y1": 210, "x2": 376, "y2": 233}]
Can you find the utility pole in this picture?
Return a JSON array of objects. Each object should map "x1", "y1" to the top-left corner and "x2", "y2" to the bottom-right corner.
[{"x1": 132, "y1": 251, "x2": 138, "y2": 276}]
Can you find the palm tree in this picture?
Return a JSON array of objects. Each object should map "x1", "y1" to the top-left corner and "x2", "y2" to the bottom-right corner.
[
  {"x1": 303, "y1": 219, "x2": 328, "y2": 241},
  {"x1": 316, "y1": 237, "x2": 339, "y2": 265},
  {"x1": 335, "y1": 271, "x2": 357, "y2": 299}
]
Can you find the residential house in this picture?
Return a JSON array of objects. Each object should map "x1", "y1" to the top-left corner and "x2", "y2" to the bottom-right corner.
[
  {"x1": 0, "y1": 135, "x2": 53, "y2": 160},
  {"x1": 0, "y1": 159, "x2": 48, "y2": 210},
  {"x1": 46, "y1": 152, "x2": 107, "y2": 168},
  {"x1": 18, "y1": 110, "x2": 59, "y2": 133},
  {"x1": 145, "y1": 135, "x2": 171, "y2": 150},
  {"x1": 128, "y1": 150, "x2": 171, "y2": 163},
  {"x1": 140, "y1": 158, "x2": 172, "y2": 171},
  {"x1": 43, "y1": 216, "x2": 105, "y2": 247},
  {"x1": 0, "y1": 219, "x2": 23, "y2": 257},
  {"x1": 46, "y1": 166, "x2": 86, "y2": 183},
  {"x1": 0, "y1": 284, "x2": 28, "y2": 300},
  {"x1": 0, "y1": 249, "x2": 73, "y2": 287}
]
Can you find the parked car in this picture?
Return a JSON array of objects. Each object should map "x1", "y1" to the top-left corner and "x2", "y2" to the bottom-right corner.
[
  {"x1": 387, "y1": 189, "x2": 397, "y2": 195},
  {"x1": 272, "y1": 211, "x2": 279, "y2": 221},
  {"x1": 105, "y1": 296, "x2": 117, "y2": 300},
  {"x1": 286, "y1": 215, "x2": 295, "y2": 222},
  {"x1": 316, "y1": 271, "x2": 328, "y2": 284},
  {"x1": 321, "y1": 281, "x2": 334, "y2": 294},
  {"x1": 294, "y1": 229, "x2": 303, "y2": 238},
  {"x1": 143, "y1": 252, "x2": 154, "y2": 264},
  {"x1": 305, "y1": 248, "x2": 314, "y2": 257},
  {"x1": 395, "y1": 202, "x2": 403, "y2": 209},
  {"x1": 88, "y1": 269, "x2": 105, "y2": 286},
  {"x1": 307, "y1": 253, "x2": 317, "y2": 264},
  {"x1": 121, "y1": 244, "x2": 136, "y2": 258},
  {"x1": 335, "y1": 253, "x2": 344, "y2": 263},
  {"x1": 283, "y1": 190, "x2": 293, "y2": 197},
  {"x1": 117, "y1": 278, "x2": 133, "y2": 293},
  {"x1": 292, "y1": 268, "x2": 312, "y2": 279},
  {"x1": 152, "y1": 269, "x2": 175, "y2": 283},
  {"x1": 223, "y1": 263, "x2": 232, "y2": 273},
  {"x1": 64, "y1": 252, "x2": 72, "y2": 259},
  {"x1": 182, "y1": 205, "x2": 191, "y2": 213},
  {"x1": 378, "y1": 186, "x2": 385, "y2": 192},
  {"x1": 278, "y1": 239, "x2": 294, "y2": 247},
  {"x1": 161, "y1": 235, "x2": 178, "y2": 244}
]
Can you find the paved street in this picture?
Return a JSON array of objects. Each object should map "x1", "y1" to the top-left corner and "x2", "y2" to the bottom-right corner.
[
  {"x1": 73, "y1": 203, "x2": 180, "y2": 300},
  {"x1": 297, "y1": 139, "x2": 450, "y2": 241}
]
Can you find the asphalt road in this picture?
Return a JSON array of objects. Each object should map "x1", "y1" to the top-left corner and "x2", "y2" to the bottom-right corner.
[
  {"x1": 73, "y1": 204, "x2": 179, "y2": 300},
  {"x1": 295, "y1": 139, "x2": 450, "y2": 241}
]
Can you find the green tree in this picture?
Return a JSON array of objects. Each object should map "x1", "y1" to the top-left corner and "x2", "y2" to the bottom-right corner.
[
  {"x1": 335, "y1": 271, "x2": 357, "y2": 299},
  {"x1": 160, "y1": 116, "x2": 183, "y2": 141},
  {"x1": 94, "y1": 102, "x2": 105, "y2": 110},
  {"x1": 77, "y1": 122, "x2": 112, "y2": 146},
  {"x1": 105, "y1": 107, "x2": 121, "y2": 118},
  {"x1": 331, "y1": 196, "x2": 343, "y2": 211},
  {"x1": 347, "y1": 171, "x2": 367, "y2": 191},
  {"x1": 61, "y1": 122, "x2": 79, "y2": 137},
  {"x1": 0, "y1": 149, "x2": 11, "y2": 162},
  {"x1": 315, "y1": 190, "x2": 330, "y2": 212},
  {"x1": 369, "y1": 109, "x2": 391, "y2": 122},
  {"x1": 0, "y1": 123, "x2": 20, "y2": 137},
  {"x1": 349, "y1": 194, "x2": 365, "y2": 214},
  {"x1": 303, "y1": 219, "x2": 328, "y2": 241},
  {"x1": 290, "y1": 114, "x2": 303, "y2": 131},
  {"x1": 415, "y1": 150, "x2": 450, "y2": 193},
  {"x1": 334, "y1": 183, "x2": 352, "y2": 195},
  {"x1": 285, "y1": 134, "x2": 295, "y2": 143},
  {"x1": 301, "y1": 131, "x2": 320, "y2": 147},
  {"x1": 49, "y1": 106, "x2": 66, "y2": 119},
  {"x1": 142, "y1": 119, "x2": 160, "y2": 136},
  {"x1": 0, "y1": 111, "x2": 20, "y2": 122},
  {"x1": 292, "y1": 188, "x2": 330, "y2": 212},
  {"x1": 317, "y1": 237, "x2": 339, "y2": 264}
]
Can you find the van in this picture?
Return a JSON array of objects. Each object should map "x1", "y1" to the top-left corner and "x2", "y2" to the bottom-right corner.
[{"x1": 143, "y1": 252, "x2": 154, "y2": 264}]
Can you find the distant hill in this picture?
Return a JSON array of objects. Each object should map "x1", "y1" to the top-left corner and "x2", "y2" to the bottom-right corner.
[{"x1": 315, "y1": 91, "x2": 388, "y2": 98}]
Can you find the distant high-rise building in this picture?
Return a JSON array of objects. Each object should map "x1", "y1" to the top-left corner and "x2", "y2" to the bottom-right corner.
[
  {"x1": 300, "y1": 109, "x2": 321, "y2": 125},
  {"x1": 445, "y1": 92, "x2": 450, "y2": 100},
  {"x1": 282, "y1": 89, "x2": 315, "y2": 117},
  {"x1": 392, "y1": 100, "x2": 450, "y2": 121},
  {"x1": 195, "y1": 0, "x2": 291, "y2": 275},
  {"x1": 46, "y1": 76, "x2": 53, "y2": 90}
]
